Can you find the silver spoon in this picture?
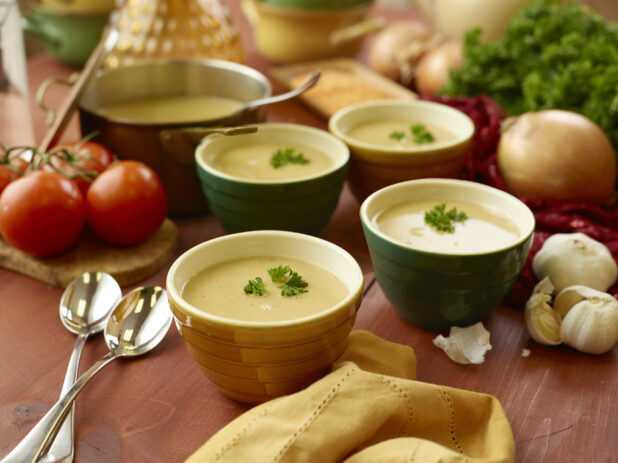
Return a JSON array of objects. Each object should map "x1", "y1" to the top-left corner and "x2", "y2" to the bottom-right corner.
[
  {"x1": 39, "y1": 271, "x2": 122, "y2": 463},
  {"x1": 1, "y1": 286, "x2": 172, "y2": 463}
]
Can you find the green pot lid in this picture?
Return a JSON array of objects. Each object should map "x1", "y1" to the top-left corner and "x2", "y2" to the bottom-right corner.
[{"x1": 258, "y1": 0, "x2": 372, "y2": 9}]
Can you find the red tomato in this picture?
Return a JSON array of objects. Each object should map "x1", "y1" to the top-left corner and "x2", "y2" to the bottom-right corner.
[
  {"x1": 86, "y1": 160, "x2": 167, "y2": 246},
  {"x1": 0, "y1": 157, "x2": 29, "y2": 195},
  {"x1": 0, "y1": 171, "x2": 85, "y2": 257},
  {"x1": 45, "y1": 141, "x2": 114, "y2": 196}
]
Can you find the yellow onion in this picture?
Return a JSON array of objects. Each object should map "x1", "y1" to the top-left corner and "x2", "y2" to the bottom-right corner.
[
  {"x1": 497, "y1": 110, "x2": 616, "y2": 203},
  {"x1": 414, "y1": 39, "x2": 463, "y2": 95},
  {"x1": 367, "y1": 20, "x2": 437, "y2": 84}
]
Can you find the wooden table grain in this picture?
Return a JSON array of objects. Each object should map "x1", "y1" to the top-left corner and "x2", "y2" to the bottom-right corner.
[{"x1": 1, "y1": 2, "x2": 616, "y2": 462}]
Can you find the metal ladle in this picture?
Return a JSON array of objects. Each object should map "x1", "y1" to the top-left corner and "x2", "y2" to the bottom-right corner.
[
  {"x1": 39, "y1": 271, "x2": 122, "y2": 463},
  {"x1": 0, "y1": 286, "x2": 173, "y2": 463}
]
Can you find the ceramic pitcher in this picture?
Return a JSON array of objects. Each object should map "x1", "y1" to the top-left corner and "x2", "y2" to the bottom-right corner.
[{"x1": 413, "y1": 0, "x2": 529, "y2": 41}]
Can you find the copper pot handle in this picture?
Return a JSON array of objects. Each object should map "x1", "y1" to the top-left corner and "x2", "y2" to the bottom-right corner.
[
  {"x1": 36, "y1": 72, "x2": 80, "y2": 127},
  {"x1": 158, "y1": 126, "x2": 259, "y2": 168}
]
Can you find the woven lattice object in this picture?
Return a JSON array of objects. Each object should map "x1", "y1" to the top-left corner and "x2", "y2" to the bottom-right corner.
[{"x1": 105, "y1": 0, "x2": 244, "y2": 68}]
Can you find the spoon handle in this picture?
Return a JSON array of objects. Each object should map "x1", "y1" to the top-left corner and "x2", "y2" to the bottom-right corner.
[
  {"x1": 0, "y1": 355, "x2": 116, "y2": 463},
  {"x1": 242, "y1": 70, "x2": 321, "y2": 111},
  {"x1": 38, "y1": 333, "x2": 88, "y2": 463}
]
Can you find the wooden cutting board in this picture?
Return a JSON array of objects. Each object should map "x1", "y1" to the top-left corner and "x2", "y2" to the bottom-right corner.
[
  {"x1": 0, "y1": 219, "x2": 179, "y2": 288},
  {"x1": 270, "y1": 58, "x2": 417, "y2": 119}
]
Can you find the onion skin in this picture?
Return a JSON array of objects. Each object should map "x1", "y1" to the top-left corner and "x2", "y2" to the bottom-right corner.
[
  {"x1": 414, "y1": 40, "x2": 463, "y2": 95},
  {"x1": 368, "y1": 20, "x2": 436, "y2": 83},
  {"x1": 497, "y1": 110, "x2": 616, "y2": 203}
]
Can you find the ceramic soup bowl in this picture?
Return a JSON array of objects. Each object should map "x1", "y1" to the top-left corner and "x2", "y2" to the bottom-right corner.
[
  {"x1": 166, "y1": 230, "x2": 364, "y2": 403},
  {"x1": 360, "y1": 179, "x2": 534, "y2": 331}
]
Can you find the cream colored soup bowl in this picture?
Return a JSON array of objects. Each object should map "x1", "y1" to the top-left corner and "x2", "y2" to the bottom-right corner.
[
  {"x1": 329, "y1": 99, "x2": 475, "y2": 202},
  {"x1": 166, "y1": 230, "x2": 364, "y2": 404}
]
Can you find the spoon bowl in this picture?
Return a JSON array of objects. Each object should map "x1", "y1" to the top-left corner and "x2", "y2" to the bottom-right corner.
[
  {"x1": 59, "y1": 271, "x2": 122, "y2": 335},
  {"x1": 104, "y1": 286, "x2": 172, "y2": 357},
  {"x1": 1, "y1": 286, "x2": 172, "y2": 463},
  {"x1": 39, "y1": 271, "x2": 121, "y2": 463}
]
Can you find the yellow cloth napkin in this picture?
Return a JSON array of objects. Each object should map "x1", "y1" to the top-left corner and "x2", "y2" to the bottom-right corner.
[{"x1": 187, "y1": 330, "x2": 515, "y2": 463}]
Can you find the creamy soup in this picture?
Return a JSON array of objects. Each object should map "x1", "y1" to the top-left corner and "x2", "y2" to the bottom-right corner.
[
  {"x1": 207, "y1": 143, "x2": 333, "y2": 180},
  {"x1": 97, "y1": 95, "x2": 243, "y2": 124},
  {"x1": 375, "y1": 199, "x2": 521, "y2": 253},
  {"x1": 182, "y1": 256, "x2": 349, "y2": 322},
  {"x1": 346, "y1": 119, "x2": 457, "y2": 148}
]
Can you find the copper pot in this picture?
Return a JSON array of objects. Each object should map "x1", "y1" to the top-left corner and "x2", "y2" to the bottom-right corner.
[{"x1": 77, "y1": 59, "x2": 272, "y2": 216}]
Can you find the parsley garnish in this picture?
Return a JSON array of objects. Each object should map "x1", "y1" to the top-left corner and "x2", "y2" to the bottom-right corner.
[
  {"x1": 244, "y1": 277, "x2": 266, "y2": 296},
  {"x1": 424, "y1": 203, "x2": 468, "y2": 233},
  {"x1": 279, "y1": 271, "x2": 308, "y2": 297},
  {"x1": 270, "y1": 148, "x2": 310, "y2": 169},
  {"x1": 266, "y1": 265, "x2": 309, "y2": 296},
  {"x1": 267, "y1": 265, "x2": 292, "y2": 282},
  {"x1": 410, "y1": 124, "x2": 435, "y2": 144},
  {"x1": 389, "y1": 130, "x2": 406, "y2": 141}
]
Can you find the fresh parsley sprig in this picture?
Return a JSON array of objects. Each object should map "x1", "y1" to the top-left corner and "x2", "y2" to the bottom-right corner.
[
  {"x1": 244, "y1": 277, "x2": 266, "y2": 296},
  {"x1": 279, "y1": 271, "x2": 308, "y2": 297},
  {"x1": 270, "y1": 148, "x2": 310, "y2": 169},
  {"x1": 267, "y1": 265, "x2": 292, "y2": 282},
  {"x1": 424, "y1": 203, "x2": 468, "y2": 233},
  {"x1": 410, "y1": 124, "x2": 435, "y2": 144},
  {"x1": 267, "y1": 264, "x2": 309, "y2": 297},
  {"x1": 389, "y1": 125, "x2": 435, "y2": 144},
  {"x1": 243, "y1": 265, "x2": 310, "y2": 297}
]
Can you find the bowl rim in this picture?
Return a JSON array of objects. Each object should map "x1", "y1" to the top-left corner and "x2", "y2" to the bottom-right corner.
[
  {"x1": 360, "y1": 178, "x2": 536, "y2": 256},
  {"x1": 328, "y1": 99, "x2": 475, "y2": 154},
  {"x1": 79, "y1": 58, "x2": 272, "y2": 126},
  {"x1": 195, "y1": 122, "x2": 350, "y2": 185},
  {"x1": 166, "y1": 230, "x2": 364, "y2": 328}
]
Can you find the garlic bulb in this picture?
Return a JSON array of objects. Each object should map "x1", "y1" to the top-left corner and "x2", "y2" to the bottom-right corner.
[
  {"x1": 532, "y1": 233, "x2": 618, "y2": 292},
  {"x1": 554, "y1": 286, "x2": 618, "y2": 355},
  {"x1": 524, "y1": 277, "x2": 561, "y2": 345}
]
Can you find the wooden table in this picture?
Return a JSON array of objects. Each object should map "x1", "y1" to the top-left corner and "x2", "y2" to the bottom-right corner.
[{"x1": 1, "y1": 2, "x2": 616, "y2": 462}]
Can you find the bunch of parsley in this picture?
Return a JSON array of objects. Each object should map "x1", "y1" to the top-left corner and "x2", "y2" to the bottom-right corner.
[{"x1": 444, "y1": 0, "x2": 618, "y2": 153}]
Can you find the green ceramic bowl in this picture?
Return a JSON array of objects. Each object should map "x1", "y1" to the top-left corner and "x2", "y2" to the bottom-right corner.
[
  {"x1": 360, "y1": 179, "x2": 535, "y2": 331},
  {"x1": 23, "y1": 8, "x2": 109, "y2": 67},
  {"x1": 195, "y1": 123, "x2": 349, "y2": 235}
]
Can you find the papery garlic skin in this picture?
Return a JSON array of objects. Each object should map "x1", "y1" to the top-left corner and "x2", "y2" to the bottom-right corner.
[
  {"x1": 555, "y1": 286, "x2": 618, "y2": 355},
  {"x1": 524, "y1": 277, "x2": 561, "y2": 345},
  {"x1": 532, "y1": 233, "x2": 618, "y2": 292},
  {"x1": 432, "y1": 322, "x2": 492, "y2": 364}
]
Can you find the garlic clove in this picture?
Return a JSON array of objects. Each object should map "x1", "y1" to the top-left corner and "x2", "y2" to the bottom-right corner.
[
  {"x1": 554, "y1": 285, "x2": 603, "y2": 318},
  {"x1": 524, "y1": 277, "x2": 561, "y2": 345},
  {"x1": 525, "y1": 293, "x2": 562, "y2": 345},
  {"x1": 531, "y1": 233, "x2": 618, "y2": 292},
  {"x1": 556, "y1": 286, "x2": 618, "y2": 355},
  {"x1": 432, "y1": 322, "x2": 492, "y2": 364}
]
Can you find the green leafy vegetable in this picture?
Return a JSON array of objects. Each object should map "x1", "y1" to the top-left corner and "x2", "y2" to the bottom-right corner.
[
  {"x1": 424, "y1": 203, "x2": 468, "y2": 233},
  {"x1": 279, "y1": 271, "x2": 309, "y2": 297},
  {"x1": 270, "y1": 148, "x2": 310, "y2": 169},
  {"x1": 444, "y1": 0, "x2": 618, "y2": 154},
  {"x1": 267, "y1": 264, "x2": 292, "y2": 282},
  {"x1": 390, "y1": 130, "x2": 406, "y2": 141},
  {"x1": 244, "y1": 277, "x2": 266, "y2": 296},
  {"x1": 410, "y1": 124, "x2": 435, "y2": 144}
]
